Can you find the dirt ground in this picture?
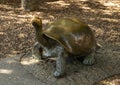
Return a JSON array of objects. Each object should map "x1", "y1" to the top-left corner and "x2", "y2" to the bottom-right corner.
[{"x1": 0, "y1": 0, "x2": 120, "y2": 85}]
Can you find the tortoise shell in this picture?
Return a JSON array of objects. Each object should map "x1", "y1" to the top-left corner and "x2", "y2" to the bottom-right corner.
[{"x1": 43, "y1": 18, "x2": 96, "y2": 55}]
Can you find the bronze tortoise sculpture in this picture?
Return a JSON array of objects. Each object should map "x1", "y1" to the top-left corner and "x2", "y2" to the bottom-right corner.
[{"x1": 31, "y1": 16, "x2": 99, "y2": 78}]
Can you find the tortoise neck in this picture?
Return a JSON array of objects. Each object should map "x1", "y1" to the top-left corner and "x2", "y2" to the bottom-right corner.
[
  {"x1": 35, "y1": 28, "x2": 48, "y2": 47},
  {"x1": 34, "y1": 24, "x2": 57, "y2": 48},
  {"x1": 32, "y1": 20, "x2": 50, "y2": 47}
]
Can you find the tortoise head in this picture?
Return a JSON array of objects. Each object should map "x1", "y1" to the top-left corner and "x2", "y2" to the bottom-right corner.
[
  {"x1": 31, "y1": 16, "x2": 42, "y2": 32},
  {"x1": 31, "y1": 16, "x2": 44, "y2": 44}
]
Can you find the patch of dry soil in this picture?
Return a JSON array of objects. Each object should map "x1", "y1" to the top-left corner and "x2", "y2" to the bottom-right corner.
[{"x1": 0, "y1": 0, "x2": 120, "y2": 84}]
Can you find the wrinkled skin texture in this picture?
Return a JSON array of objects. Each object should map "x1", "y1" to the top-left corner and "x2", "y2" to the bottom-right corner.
[{"x1": 31, "y1": 16, "x2": 97, "y2": 78}]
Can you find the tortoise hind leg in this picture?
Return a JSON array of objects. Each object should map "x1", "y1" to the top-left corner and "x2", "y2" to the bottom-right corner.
[{"x1": 82, "y1": 52, "x2": 95, "y2": 65}]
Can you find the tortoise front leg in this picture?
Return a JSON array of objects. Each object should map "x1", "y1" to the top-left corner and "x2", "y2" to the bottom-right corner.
[
  {"x1": 53, "y1": 48, "x2": 68, "y2": 78},
  {"x1": 32, "y1": 42, "x2": 43, "y2": 59},
  {"x1": 83, "y1": 47, "x2": 96, "y2": 65},
  {"x1": 83, "y1": 52, "x2": 95, "y2": 65}
]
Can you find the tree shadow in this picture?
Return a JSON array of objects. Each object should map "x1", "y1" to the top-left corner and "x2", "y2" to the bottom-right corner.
[
  {"x1": 82, "y1": 0, "x2": 106, "y2": 10},
  {"x1": 0, "y1": 1, "x2": 120, "y2": 84},
  {"x1": 0, "y1": 0, "x2": 119, "y2": 62},
  {"x1": 0, "y1": 0, "x2": 21, "y2": 9},
  {"x1": 0, "y1": 0, "x2": 20, "y2": 5},
  {"x1": 37, "y1": 0, "x2": 59, "y2": 2}
]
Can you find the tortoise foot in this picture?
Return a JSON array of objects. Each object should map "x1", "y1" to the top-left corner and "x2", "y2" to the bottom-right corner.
[
  {"x1": 53, "y1": 71, "x2": 65, "y2": 78},
  {"x1": 83, "y1": 53, "x2": 95, "y2": 65}
]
